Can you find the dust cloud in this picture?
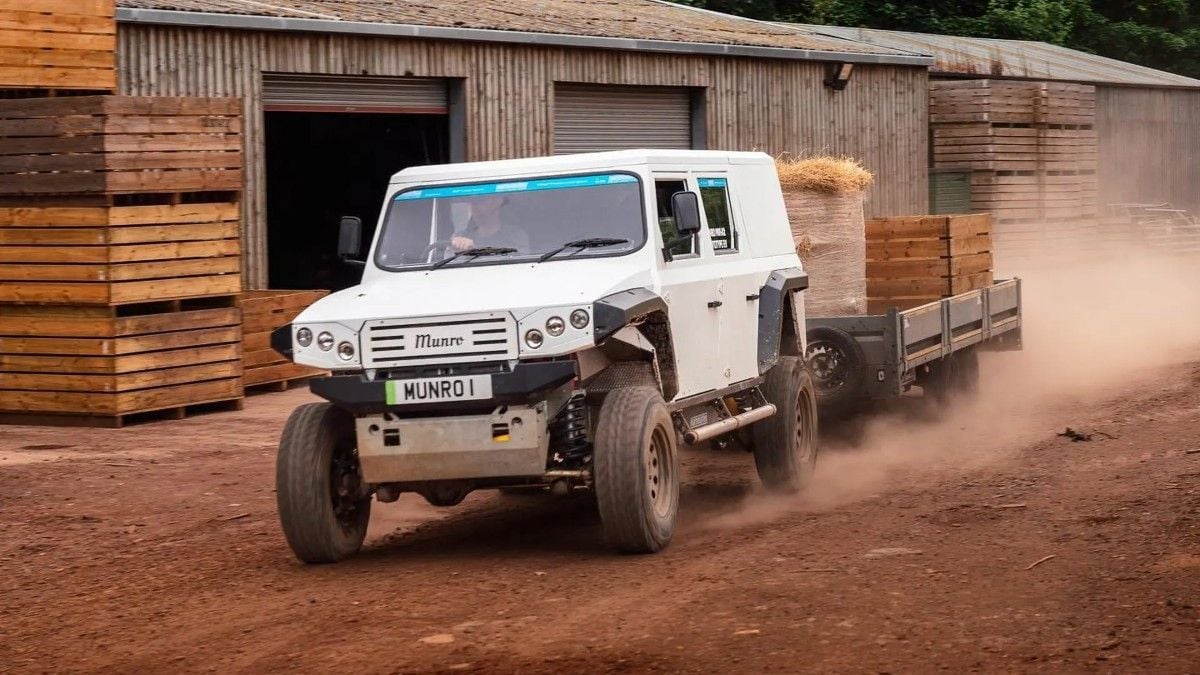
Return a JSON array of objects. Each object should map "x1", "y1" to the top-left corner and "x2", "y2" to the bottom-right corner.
[{"x1": 701, "y1": 243, "x2": 1200, "y2": 530}]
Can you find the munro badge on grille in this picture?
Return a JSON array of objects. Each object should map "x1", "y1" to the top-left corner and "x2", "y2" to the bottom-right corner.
[
  {"x1": 414, "y1": 335, "x2": 464, "y2": 349},
  {"x1": 362, "y1": 312, "x2": 517, "y2": 367}
]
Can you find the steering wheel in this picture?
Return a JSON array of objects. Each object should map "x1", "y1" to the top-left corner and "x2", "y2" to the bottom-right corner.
[{"x1": 419, "y1": 240, "x2": 454, "y2": 263}]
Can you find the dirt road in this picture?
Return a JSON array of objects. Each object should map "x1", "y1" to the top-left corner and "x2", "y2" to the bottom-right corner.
[{"x1": 2, "y1": 351, "x2": 1198, "y2": 673}]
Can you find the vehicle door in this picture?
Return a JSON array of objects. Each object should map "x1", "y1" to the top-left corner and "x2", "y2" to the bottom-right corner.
[
  {"x1": 695, "y1": 176, "x2": 760, "y2": 384},
  {"x1": 651, "y1": 174, "x2": 722, "y2": 399}
]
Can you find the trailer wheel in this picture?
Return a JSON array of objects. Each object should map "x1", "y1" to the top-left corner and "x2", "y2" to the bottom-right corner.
[
  {"x1": 919, "y1": 358, "x2": 958, "y2": 405},
  {"x1": 276, "y1": 402, "x2": 371, "y2": 564},
  {"x1": 921, "y1": 348, "x2": 981, "y2": 405},
  {"x1": 955, "y1": 348, "x2": 980, "y2": 395},
  {"x1": 753, "y1": 356, "x2": 819, "y2": 492},
  {"x1": 804, "y1": 326, "x2": 866, "y2": 413},
  {"x1": 593, "y1": 387, "x2": 678, "y2": 554}
]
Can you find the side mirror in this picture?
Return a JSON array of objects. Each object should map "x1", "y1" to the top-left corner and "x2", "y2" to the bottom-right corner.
[
  {"x1": 338, "y1": 216, "x2": 364, "y2": 266},
  {"x1": 671, "y1": 191, "x2": 702, "y2": 235}
]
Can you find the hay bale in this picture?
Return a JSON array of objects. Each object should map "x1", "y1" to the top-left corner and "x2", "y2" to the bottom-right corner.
[
  {"x1": 776, "y1": 156, "x2": 874, "y2": 193},
  {"x1": 777, "y1": 157, "x2": 873, "y2": 316}
]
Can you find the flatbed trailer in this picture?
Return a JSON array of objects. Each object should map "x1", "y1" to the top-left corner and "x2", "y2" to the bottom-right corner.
[{"x1": 805, "y1": 279, "x2": 1023, "y2": 410}]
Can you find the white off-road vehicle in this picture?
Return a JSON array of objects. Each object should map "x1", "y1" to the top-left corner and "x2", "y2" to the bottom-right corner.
[{"x1": 272, "y1": 150, "x2": 816, "y2": 563}]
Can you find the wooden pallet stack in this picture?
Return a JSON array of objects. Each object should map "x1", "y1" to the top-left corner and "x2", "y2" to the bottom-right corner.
[
  {"x1": 241, "y1": 290, "x2": 329, "y2": 392},
  {"x1": 931, "y1": 80, "x2": 1098, "y2": 262},
  {"x1": 0, "y1": 95, "x2": 247, "y2": 427},
  {"x1": 865, "y1": 214, "x2": 994, "y2": 313},
  {"x1": 0, "y1": 0, "x2": 116, "y2": 95}
]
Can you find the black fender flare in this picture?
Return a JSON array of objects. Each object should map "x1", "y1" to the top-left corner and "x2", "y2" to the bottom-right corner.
[
  {"x1": 592, "y1": 288, "x2": 669, "y2": 343},
  {"x1": 592, "y1": 288, "x2": 678, "y2": 400},
  {"x1": 757, "y1": 268, "x2": 810, "y2": 374}
]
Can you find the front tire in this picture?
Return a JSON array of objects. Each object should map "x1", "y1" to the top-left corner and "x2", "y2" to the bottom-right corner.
[
  {"x1": 276, "y1": 402, "x2": 371, "y2": 564},
  {"x1": 753, "y1": 356, "x2": 819, "y2": 492},
  {"x1": 593, "y1": 387, "x2": 679, "y2": 554}
]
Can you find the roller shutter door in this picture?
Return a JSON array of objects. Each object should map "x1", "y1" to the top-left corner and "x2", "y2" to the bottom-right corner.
[
  {"x1": 554, "y1": 84, "x2": 693, "y2": 154},
  {"x1": 262, "y1": 74, "x2": 448, "y2": 113}
]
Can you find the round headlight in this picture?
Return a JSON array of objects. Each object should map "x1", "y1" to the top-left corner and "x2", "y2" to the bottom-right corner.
[
  {"x1": 337, "y1": 341, "x2": 356, "y2": 361},
  {"x1": 545, "y1": 316, "x2": 565, "y2": 337},
  {"x1": 524, "y1": 329, "x2": 544, "y2": 349},
  {"x1": 295, "y1": 327, "x2": 313, "y2": 347},
  {"x1": 317, "y1": 331, "x2": 335, "y2": 351},
  {"x1": 570, "y1": 309, "x2": 590, "y2": 330}
]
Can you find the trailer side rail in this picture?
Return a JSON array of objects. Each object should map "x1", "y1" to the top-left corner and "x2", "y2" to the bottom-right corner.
[{"x1": 896, "y1": 278, "x2": 1022, "y2": 371}]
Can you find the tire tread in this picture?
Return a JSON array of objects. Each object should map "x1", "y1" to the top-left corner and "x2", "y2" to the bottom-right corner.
[
  {"x1": 593, "y1": 386, "x2": 676, "y2": 554},
  {"x1": 753, "y1": 356, "x2": 819, "y2": 492},
  {"x1": 276, "y1": 402, "x2": 369, "y2": 564}
]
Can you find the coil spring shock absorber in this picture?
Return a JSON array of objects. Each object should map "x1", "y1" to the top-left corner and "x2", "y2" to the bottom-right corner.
[{"x1": 550, "y1": 392, "x2": 590, "y2": 468}]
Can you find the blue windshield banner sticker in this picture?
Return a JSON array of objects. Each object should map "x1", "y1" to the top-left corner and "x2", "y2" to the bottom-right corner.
[
  {"x1": 396, "y1": 173, "x2": 638, "y2": 201},
  {"x1": 697, "y1": 177, "x2": 728, "y2": 188}
]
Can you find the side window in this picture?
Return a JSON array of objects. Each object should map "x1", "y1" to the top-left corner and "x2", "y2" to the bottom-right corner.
[
  {"x1": 698, "y1": 178, "x2": 738, "y2": 253},
  {"x1": 654, "y1": 178, "x2": 696, "y2": 257}
]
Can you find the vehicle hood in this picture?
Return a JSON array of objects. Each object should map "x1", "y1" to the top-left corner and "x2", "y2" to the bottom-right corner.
[{"x1": 297, "y1": 260, "x2": 656, "y2": 326}]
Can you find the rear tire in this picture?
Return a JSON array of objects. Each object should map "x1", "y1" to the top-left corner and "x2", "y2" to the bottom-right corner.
[
  {"x1": 276, "y1": 403, "x2": 371, "y2": 564},
  {"x1": 593, "y1": 387, "x2": 679, "y2": 554},
  {"x1": 753, "y1": 356, "x2": 819, "y2": 493}
]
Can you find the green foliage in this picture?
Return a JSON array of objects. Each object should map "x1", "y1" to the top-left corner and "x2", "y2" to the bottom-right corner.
[{"x1": 673, "y1": 0, "x2": 1200, "y2": 78}]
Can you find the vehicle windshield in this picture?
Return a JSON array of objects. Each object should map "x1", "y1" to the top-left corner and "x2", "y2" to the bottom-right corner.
[{"x1": 374, "y1": 173, "x2": 645, "y2": 270}]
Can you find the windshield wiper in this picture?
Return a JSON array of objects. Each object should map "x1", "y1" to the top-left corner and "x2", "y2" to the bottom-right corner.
[
  {"x1": 430, "y1": 246, "x2": 518, "y2": 270},
  {"x1": 537, "y1": 237, "x2": 631, "y2": 262}
]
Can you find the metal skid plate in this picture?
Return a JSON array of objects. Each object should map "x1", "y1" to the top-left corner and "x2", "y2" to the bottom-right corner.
[
  {"x1": 582, "y1": 360, "x2": 657, "y2": 395},
  {"x1": 355, "y1": 404, "x2": 549, "y2": 483}
]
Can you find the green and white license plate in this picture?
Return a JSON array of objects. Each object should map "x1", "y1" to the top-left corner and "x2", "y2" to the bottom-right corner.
[{"x1": 385, "y1": 375, "x2": 493, "y2": 405}]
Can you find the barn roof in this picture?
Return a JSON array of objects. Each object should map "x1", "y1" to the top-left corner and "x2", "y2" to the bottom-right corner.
[
  {"x1": 113, "y1": 0, "x2": 929, "y2": 65},
  {"x1": 785, "y1": 24, "x2": 1200, "y2": 89}
]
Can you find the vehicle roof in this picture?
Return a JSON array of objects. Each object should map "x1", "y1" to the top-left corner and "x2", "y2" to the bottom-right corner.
[{"x1": 390, "y1": 149, "x2": 774, "y2": 185}]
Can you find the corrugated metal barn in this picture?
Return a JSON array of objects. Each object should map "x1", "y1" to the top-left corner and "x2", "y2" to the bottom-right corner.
[
  {"x1": 111, "y1": 0, "x2": 932, "y2": 288},
  {"x1": 793, "y1": 25, "x2": 1200, "y2": 216}
]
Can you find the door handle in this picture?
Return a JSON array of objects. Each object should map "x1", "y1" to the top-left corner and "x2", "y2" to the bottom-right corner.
[
  {"x1": 745, "y1": 294, "x2": 760, "y2": 301},
  {"x1": 707, "y1": 300, "x2": 723, "y2": 308}
]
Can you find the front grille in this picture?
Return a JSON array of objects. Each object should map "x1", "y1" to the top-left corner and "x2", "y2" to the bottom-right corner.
[
  {"x1": 362, "y1": 312, "x2": 518, "y2": 368},
  {"x1": 380, "y1": 361, "x2": 510, "y2": 380}
]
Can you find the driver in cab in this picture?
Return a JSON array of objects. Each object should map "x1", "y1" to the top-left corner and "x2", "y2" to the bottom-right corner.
[{"x1": 451, "y1": 195, "x2": 530, "y2": 252}]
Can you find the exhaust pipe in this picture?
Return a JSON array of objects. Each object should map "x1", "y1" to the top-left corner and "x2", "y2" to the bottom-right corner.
[{"x1": 683, "y1": 404, "x2": 777, "y2": 445}]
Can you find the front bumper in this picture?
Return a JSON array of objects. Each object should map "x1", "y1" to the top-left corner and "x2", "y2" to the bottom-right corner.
[
  {"x1": 309, "y1": 360, "x2": 577, "y2": 415},
  {"x1": 356, "y1": 404, "x2": 549, "y2": 483}
]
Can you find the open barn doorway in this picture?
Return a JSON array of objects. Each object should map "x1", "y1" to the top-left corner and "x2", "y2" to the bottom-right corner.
[
  {"x1": 264, "y1": 112, "x2": 448, "y2": 290},
  {"x1": 261, "y1": 74, "x2": 455, "y2": 291}
]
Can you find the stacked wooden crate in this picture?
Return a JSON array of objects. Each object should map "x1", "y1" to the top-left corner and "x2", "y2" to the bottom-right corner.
[
  {"x1": 0, "y1": 96, "x2": 243, "y2": 197},
  {"x1": 0, "y1": 95, "x2": 247, "y2": 427},
  {"x1": 0, "y1": 0, "x2": 116, "y2": 94},
  {"x1": 241, "y1": 290, "x2": 329, "y2": 392},
  {"x1": 0, "y1": 300, "x2": 243, "y2": 426},
  {"x1": 865, "y1": 214, "x2": 994, "y2": 313},
  {"x1": 930, "y1": 80, "x2": 1098, "y2": 262},
  {"x1": 0, "y1": 201, "x2": 242, "y2": 304}
]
